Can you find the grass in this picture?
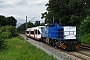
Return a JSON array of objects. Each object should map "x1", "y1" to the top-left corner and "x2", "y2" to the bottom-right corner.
[
  {"x1": 0, "y1": 36, "x2": 57, "y2": 60},
  {"x1": 81, "y1": 34, "x2": 90, "y2": 45}
]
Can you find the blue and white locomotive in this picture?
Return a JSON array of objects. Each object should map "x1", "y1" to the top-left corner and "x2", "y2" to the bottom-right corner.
[{"x1": 41, "y1": 23, "x2": 81, "y2": 50}]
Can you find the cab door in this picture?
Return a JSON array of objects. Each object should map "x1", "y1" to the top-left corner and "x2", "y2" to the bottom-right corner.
[{"x1": 58, "y1": 29, "x2": 63, "y2": 39}]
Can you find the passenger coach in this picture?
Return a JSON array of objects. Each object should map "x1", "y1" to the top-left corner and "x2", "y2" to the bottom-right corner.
[{"x1": 26, "y1": 26, "x2": 45, "y2": 41}]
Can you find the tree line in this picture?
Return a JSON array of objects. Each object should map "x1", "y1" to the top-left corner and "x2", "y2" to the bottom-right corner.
[
  {"x1": 41, "y1": 0, "x2": 90, "y2": 25},
  {"x1": 0, "y1": 15, "x2": 17, "y2": 27}
]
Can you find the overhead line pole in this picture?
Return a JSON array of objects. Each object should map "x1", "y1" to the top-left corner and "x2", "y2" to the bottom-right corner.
[
  {"x1": 26, "y1": 16, "x2": 27, "y2": 30},
  {"x1": 26, "y1": 16, "x2": 28, "y2": 40},
  {"x1": 53, "y1": 16, "x2": 54, "y2": 23}
]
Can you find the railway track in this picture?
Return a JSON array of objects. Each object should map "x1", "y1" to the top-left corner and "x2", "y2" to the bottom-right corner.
[
  {"x1": 66, "y1": 51, "x2": 90, "y2": 60},
  {"x1": 41, "y1": 38, "x2": 90, "y2": 60},
  {"x1": 20, "y1": 34, "x2": 90, "y2": 60},
  {"x1": 60, "y1": 44, "x2": 90, "y2": 60},
  {"x1": 80, "y1": 44, "x2": 90, "y2": 50},
  {"x1": 43, "y1": 41, "x2": 90, "y2": 60},
  {"x1": 58, "y1": 43, "x2": 90, "y2": 60},
  {"x1": 51, "y1": 44, "x2": 90, "y2": 60}
]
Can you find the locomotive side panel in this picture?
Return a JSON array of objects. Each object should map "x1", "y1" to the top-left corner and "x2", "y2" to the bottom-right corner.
[{"x1": 48, "y1": 23, "x2": 62, "y2": 39}]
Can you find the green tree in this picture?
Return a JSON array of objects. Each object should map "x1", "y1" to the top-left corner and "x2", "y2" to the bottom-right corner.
[
  {"x1": 80, "y1": 15, "x2": 90, "y2": 34},
  {"x1": 17, "y1": 22, "x2": 34, "y2": 33},
  {"x1": 6, "y1": 16, "x2": 17, "y2": 26},
  {"x1": 0, "y1": 15, "x2": 17, "y2": 27},
  {"x1": 40, "y1": 22, "x2": 45, "y2": 26},
  {"x1": 0, "y1": 25, "x2": 18, "y2": 38},
  {"x1": 34, "y1": 21, "x2": 40, "y2": 27},
  {"x1": 0, "y1": 15, "x2": 6, "y2": 26},
  {"x1": 27, "y1": 21, "x2": 34, "y2": 28},
  {"x1": 41, "y1": 0, "x2": 89, "y2": 26},
  {"x1": 17, "y1": 23, "x2": 26, "y2": 33}
]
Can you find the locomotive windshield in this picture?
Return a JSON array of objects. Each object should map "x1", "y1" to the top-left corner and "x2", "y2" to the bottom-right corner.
[
  {"x1": 38, "y1": 30, "x2": 41, "y2": 34},
  {"x1": 27, "y1": 31, "x2": 29, "y2": 34},
  {"x1": 64, "y1": 26, "x2": 76, "y2": 39},
  {"x1": 35, "y1": 30, "x2": 41, "y2": 34}
]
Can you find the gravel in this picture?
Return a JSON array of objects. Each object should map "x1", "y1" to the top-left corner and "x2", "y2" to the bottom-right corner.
[{"x1": 20, "y1": 34, "x2": 81, "y2": 60}]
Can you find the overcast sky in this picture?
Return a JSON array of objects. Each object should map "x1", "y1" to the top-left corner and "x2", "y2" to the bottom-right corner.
[{"x1": 0, "y1": 0, "x2": 49, "y2": 27}]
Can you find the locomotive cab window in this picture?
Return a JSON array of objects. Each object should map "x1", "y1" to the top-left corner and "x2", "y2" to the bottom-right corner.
[
  {"x1": 31, "y1": 31, "x2": 34, "y2": 35},
  {"x1": 34, "y1": 30, "x2": 41, "y2": 34},
  {"x1": 38, "y1": 30, "x2": 41, "y2": 34},
  {"x1": 27, "y1": 31, "x2": 29, "y2": 34}
]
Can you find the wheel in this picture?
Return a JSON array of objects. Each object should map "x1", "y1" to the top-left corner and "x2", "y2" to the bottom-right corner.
[
  {"x1": 55, "y1": 41, "x2": 59, "y2": 48},
  {"x1": 43, "y1": 38, "x2": 46, "y2": 43},
  {"x1": 49, "y1": 39, "x2": 53, "y2": 45},
  {"x1": 46, "y1": 38, "x2": 49, "y2": 44}
]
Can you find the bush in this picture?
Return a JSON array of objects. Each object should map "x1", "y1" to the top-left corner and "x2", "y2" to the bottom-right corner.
[
  {"x1": 0, "y1": 25, "x2": 18, "y2": 49},
  {"x1": 0, "y1": 25, "x2": 18, "y2": 38},
  {"x1": 81, "y1": 34, "x2": 90, "y2": 45},
  {"x1": 0, "y1": 32, "x2": 8, "y2": 49},
  {"x1": 0, "y1": 40, "x2": 5, "y2": 49},
  {"x1": 79, "y1": 16, "x2": 90, "y2": 45},
  {"x1": 80, "y1": 16, "x2": 90, "y2": 34}
]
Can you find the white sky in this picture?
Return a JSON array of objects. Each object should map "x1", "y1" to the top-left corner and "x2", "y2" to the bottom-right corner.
[{"x1": 0, "y1": 0, "x2": 49, "y2": 26}]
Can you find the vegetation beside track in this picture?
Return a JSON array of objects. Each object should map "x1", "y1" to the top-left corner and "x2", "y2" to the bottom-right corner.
[
  {"x1": 81, "y1": 34, "x2": 90, "y2": 45},
  {"x1": 79, "y1": 16, "x2": 90, "y2": 45},
  {"x1": 0, "y1": 36, "x2": 57, "y2": 60}
]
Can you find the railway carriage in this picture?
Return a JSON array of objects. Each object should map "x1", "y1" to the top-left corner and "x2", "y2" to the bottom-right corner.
[{"x1": 26, "y1": 26, "x2": 45, "y2": 41}]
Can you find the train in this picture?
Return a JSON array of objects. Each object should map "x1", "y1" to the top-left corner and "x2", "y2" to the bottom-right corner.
[{"x1": 26, "y1": 23, "x2": 81, "y2": 50}]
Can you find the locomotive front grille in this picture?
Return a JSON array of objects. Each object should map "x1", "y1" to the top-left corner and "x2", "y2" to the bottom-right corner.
[
  {"x1": 60, "y1": 42, "x2": 66, "y2": 50},
  {"x1": 75, "y1": 44, "x2": 81, "y2": 49},
  {"x1": 60, "y1": 41, "x2": 80, "y2": 50}
]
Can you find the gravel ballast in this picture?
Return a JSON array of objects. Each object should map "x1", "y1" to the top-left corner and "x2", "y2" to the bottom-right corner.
[{"x1": 20, "y1": 34, "x2": 82, "y2": 60}]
